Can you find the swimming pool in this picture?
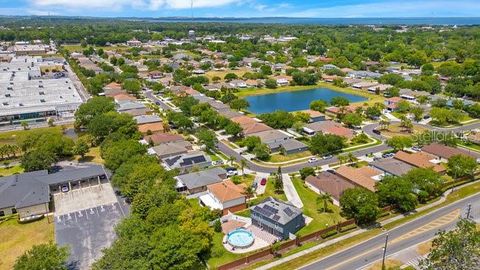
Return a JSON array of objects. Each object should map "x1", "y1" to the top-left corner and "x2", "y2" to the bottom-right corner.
[{"x1": 227, "y1": 228, "x2": 255, "y2": 248}]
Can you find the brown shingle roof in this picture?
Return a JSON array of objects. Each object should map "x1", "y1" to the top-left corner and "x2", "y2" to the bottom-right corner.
[
  {"x1": 421, "y1": 143, "x2": 478, "y2": 160},
  {"x1": 305, "y1": 172, "x2": 355, "y2": 201},
  {"x1": 335, "y1": 166, "x2": 381, "y2": 192},
  {"x1": 144, "y1": 133, "x2": 184, "y2": 145},
  {"x1": 138, "y1": 122, "x2": 164, "y2": 134},
  {"x1": 241, "y1": 122, "x2": 273, "y2": 135},
  {"x1": 394, "y1": 151, "x2": 446, "y2": 173}
]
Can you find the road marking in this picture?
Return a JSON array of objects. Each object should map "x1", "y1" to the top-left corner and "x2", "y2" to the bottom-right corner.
[{"x1": 390, "y1": 209, "x2": 460, "y2": 244}]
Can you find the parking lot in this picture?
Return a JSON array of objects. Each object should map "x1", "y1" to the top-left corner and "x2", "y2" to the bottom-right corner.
[
  {"x1": 53, "y1": 182, "x2": 118, "y2": 216},
  {"x1": 54, "y1": 181, "x2": 129, "y2": 270},
  {"x1": 55, "y1": 200, "x2": 129, "y2": 270}
]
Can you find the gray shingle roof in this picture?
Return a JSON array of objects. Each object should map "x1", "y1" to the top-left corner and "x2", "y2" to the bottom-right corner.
[
  {"x1": 370, "y1": 158, "x2": 414, "y2": 176},
  {"x1": 176, "y1": 167, "x2": 227, "y2": 190}
]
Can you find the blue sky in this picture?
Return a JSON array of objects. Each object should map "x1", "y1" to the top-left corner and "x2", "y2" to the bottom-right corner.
[{"x1": 0, "y1": 0, "x2": 479, "y2": 18}]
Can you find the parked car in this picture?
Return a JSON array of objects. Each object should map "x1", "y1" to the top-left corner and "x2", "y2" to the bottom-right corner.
[
  {"x1": 411, "y1": 146, "x2": 422, "y2": 152},
  {"x1": 61, "y1": 185, "x2": 69, "y2": 193},
  {"x1": 226, "y1": 167, "x2": 238, "y2": 176},
  {"x1": 308, "y1": 157, "x2": 317, "y2": 163},
  {"x1": 322, "y1": 155, "x2": 333, "y2": 160},
  {"x1": 373, "y1": 129, "x2": 381, "y2": 135},
  {"x1": 382, "y1": 153, "x2": 395, "y2": 158},
  {"x1": 260, "y1": 178, "x2": 267, "y2": 186}
]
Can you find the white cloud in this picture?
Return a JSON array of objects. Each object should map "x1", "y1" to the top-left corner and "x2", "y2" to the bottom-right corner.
[{"x1": 30, "y1": 0, "x2": 240, "y2": 10}]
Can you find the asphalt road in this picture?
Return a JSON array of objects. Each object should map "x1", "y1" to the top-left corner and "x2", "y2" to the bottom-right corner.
[
  {"x1": 144, "y1": 90, "x2": 174, "y2": 111},
  {"x1": 299, "y1": 192, "x2": 480, "y2": 270}
]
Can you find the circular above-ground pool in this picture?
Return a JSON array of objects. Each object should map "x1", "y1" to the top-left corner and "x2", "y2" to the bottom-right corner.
[{"x1": 227, "y1": 228, "x2": 255, "y2": 248}]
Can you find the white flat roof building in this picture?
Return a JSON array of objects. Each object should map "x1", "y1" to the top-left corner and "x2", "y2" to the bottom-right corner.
[{"x1": 0, "y1": 55, "x2": 83, "y2": 125}]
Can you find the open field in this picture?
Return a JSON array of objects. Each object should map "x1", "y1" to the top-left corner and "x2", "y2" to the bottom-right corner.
[
  {"x1": 0, "y1": 126, "x2": 65, "y2": 146},
  {"x1": 249, "y1": 176, "x2": 287, "y2": 205},
  {"x1": 0, "y1": 216, "x2": 54, "y2": 269},
  {"x1": 380, "y1": 123, "x2": 428, "y2": 138},
  {"x1": 205, "y1": 67, "x2": 250, "y2": 81}
]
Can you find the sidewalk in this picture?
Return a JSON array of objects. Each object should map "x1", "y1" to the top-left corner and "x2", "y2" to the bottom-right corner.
[
  {"x1": 256, "y1": 180, "x2": 477, "y2": 270},
  {"x1": 282, "y1": 174, "x2": 303, "y2": 208}
]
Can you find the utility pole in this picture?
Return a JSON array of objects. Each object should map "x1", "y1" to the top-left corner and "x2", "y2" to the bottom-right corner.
[
  {"x1": 467, "y1": 204, "x2": 472, "y2": 219},
  {"x1": 381, "y1": 233, "x2": 389, "y2": 270}
]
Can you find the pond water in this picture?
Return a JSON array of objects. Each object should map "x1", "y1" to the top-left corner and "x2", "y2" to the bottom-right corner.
[{"x1": 245, "y1": 88, "x2": 367, "y2": 114}]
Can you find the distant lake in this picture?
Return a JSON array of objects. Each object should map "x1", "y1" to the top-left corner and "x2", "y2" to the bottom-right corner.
[{"x1": 245, "y1": 88, "x2": 367, "y2": 114}]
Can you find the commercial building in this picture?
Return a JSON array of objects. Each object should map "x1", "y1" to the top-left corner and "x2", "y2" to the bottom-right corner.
[{"x1": 0, "y1": 55, "x2": 83, "y2": 125}]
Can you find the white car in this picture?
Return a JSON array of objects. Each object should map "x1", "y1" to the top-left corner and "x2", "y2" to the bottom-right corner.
[
  {"x1": 322, "y1": 155, "x2": 333, "y2": 160},
  {"x1": 308, "y1": 157, "x2": 317, "y2": 163}
]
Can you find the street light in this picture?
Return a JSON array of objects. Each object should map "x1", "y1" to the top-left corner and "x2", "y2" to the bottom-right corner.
[{"x1": 381, "y1": 233, "x2": 389, "y2": 270}]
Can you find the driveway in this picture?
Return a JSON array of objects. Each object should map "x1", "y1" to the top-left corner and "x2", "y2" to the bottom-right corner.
[{"x1": 282, "y1": 174, "x2": 303, "y2": 208}]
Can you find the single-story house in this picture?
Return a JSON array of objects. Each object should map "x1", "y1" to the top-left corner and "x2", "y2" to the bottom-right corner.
[
  {"x1": 200, "y1": 180, "x2": 246, "y2": 215},
  {"x1": 384, "y1": 97, "x2": 403, "y2": 112},
  {"x1": 305, "y1": 172, "x2": 355, "y2": 205},
  {"x1": 352, "y1": 81, "x2": 379, "y2": 90},
  {"x1": 343, "y1": 77, "x2": 362, "y2": 86},
  {"x1": 421, "y1": 143, "x2": 480, "y2": 162},
  {"x1": 116, "y1": 100, "x2": 150, "y2": 116},
  {"x1": 229, "y1": 80, "x2": 247, "y2": 88},
  {"x1": 141, "y1": 133, "x2": 184, "y2": 146},
  {"x1": 162, "y1": 151, "x2": 212, "y2": 173},
  {"x1": 321, "y1": 74, "x2": 339, "y2": 82},
  {"x1": 138, "y1": 122, "x2": 164, "y2": 134},
  {"x1": 303, "y1": 121, "x2": 354, "y2": 140},
  {"x1": 0, "y1": 165, "x2": 107, "y2": 221},
  {"x1": 274, "y1": 76, "x2": 290, "y2": 86},
  {"x1": 367, "y1": 84, "x2": 392, "y2": 94},
  {"x1": 150, "y1": 140, "x2": 193, "y2": 159},
  {"x1": 175, "y1": 167, "x2": 227, "y2": 194},
  {"x1": 394, "y1": 151, "x2": 446, "y2": 173},
  {"x1": 370, "y1": 158, "x2": 415, "y2": 177},
  {"x1": 467, "y1": 132, "x2": 480, "y2": 145},
  {"x1": 335, "y1": 165, "x2": 383, "y2": 192},
  {"x1": 134, "y1": 115, "x2": 162, "y2": 125},
  {"x1": 269, "y1": 138, "x2": 309, "y2": 155},
  {"x1": 251, "y1": 197, "x2": 305, "y2": 239},
  {"x1": 301, "y1": 110, "x2": 326, "y2": 123}
]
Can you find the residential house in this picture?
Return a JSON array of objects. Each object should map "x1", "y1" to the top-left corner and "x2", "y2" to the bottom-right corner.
[
  {"x1": 394, "y1": 151, "x2": 446, "y2": 173},
  {"x1": 247, "y1": 129, "x2": 308, "y2": 154},
  {"x1": 303, "y1": 121, "x2": 355, "y2": 140},
  {"x1": 384, "y1": 97, "x2": 403, "y2": 112},
  {"x1": 229, "y1": 79, "x2": 247, "y2": 88},
  {"x1": 421, "y1": 143, "x2": 480, "y2": 162},
  {"x1": 103, "y1": 82, "x2": 124, "y2": 97},
  {"x1": 134, "y1": 115, "x2": 162, "y2": 125},
  {"x1": 370, "y1": 158, "x2": 415, "y2": 176},
  {"x1": 301, "y1": 110, "x2": 326, "y2": 123},
  {"x1": 467, "y1": 132, "x2": 480, "y2": 145},
  {"x1": 335, "y1": 165, "x2": 383, "y2": 192},
  {"x1": 398, "y1": 89, "x2": 430, "y2": 101},
  {"x1": 274, "y1": 76, "x2": 290, "y2": 86},
  {"x1": 322, "y1": 74, "x2": 339, "y2": 83},
  {"x1": 150, "y1": 140, "x2": 193, "y2": 159},
  {"x1": 200, "y1": 180, "x2": 247, "y2": 215},
  {"x1": 116, "y1": 100, "x2": 150, "y2": 116},
  {"x1": 251, "y1": 197, "x2": 305, "y2": 239},
  {"x1": 352, "y1": 81, "x2": 379, "y2": 90},
  {"x1": 162, "y1": 151, "x2": 212, "y2": 173},
  {"x1": 348, "y1": 70, "x2": 382, "y2": 79},
  {"x1": 367, "y1": 84, "x2": 392, "y2": 94},
  {"x1": 175, "y1": 167, "x2": 227, "y2": 194},
  {"x1": 305, "y1": 172, "x2": 355, "y2": 205},
  {"x1": 138, "y1": 122, "x2": 164, "y2": 134},
  {"x1": 142, "y1": 133, "x2": 184, "y2": 146},
  {"x1": 343, "y1": 77, "x2": 362, "y2": 86}
]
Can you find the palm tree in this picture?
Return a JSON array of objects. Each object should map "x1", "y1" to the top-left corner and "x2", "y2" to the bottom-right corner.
[
  {"x1": 229, "y1": 156, "x2": 236, "y2": 166},
  {"x1": 243, "y1": 186, "x2": 255, "y2": 199},
  {"x1": 347, "y1": 152, "x2": 357, "y2": 163},
  {"x1": 379, "y1": 119, "x2": 390, "y2": 131},
  {"x1": 21, "y1": 121, "x2": 29, "y2": 130},
  {"x1": 317, "y1": 193, "x2": 333, "y2": 213},
  {"x1": 240, "y1": 159, "x2": 247, "y2": 174}
]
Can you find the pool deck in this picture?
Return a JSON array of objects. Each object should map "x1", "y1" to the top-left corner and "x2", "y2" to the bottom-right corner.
[{"x1": 223, "y1": 233, "x2": 270, "y2": 254}]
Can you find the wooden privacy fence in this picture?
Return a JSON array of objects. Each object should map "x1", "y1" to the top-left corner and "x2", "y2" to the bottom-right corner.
[{"x1": 217, "y1": 218, "x2": 357, "y2": 270}]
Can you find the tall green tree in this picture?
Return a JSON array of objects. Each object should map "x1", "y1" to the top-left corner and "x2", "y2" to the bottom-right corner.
[
  {"x1": 14, "y1": 242, "x2": 69, "y2": 270},
  {"x1": 340, "y1": 187, "x2": 380, "y2": 225}
]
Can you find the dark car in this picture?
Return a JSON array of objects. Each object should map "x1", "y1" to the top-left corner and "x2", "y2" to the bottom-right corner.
[
  {"x1": 373, "y1": 129, "x2": 381, "y2": 135},
  {"x1": 260, "y1": 178, "x2": 267, "y2": 185}
]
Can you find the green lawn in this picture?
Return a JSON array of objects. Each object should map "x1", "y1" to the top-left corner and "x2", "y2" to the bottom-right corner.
[
  {"x1": 291, "y1": 177, "x2": 345, "y2": 236},
  {"x1": 249, "y1": 176, "x2": 287, "y2": 206},
  {"x1": 0, "y1": 165, "x2": 24, "y2": 177},
  {"x1": 458, "y1": 141, "x2": 480, "y2": 152},
  {"x1": 268, "y1": 151, "x2": 312, "y2": 163},
  {"x1": 0, "y1": 126, "x2": 64, "y2": 146},
  {"x1": 0, "y1": 216, "x2": 54, "y2": 269}
]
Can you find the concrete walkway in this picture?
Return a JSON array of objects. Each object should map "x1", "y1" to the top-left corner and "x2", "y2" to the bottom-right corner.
[
  {"x1": 256, "y1": 180, "x2": 478, "y2": 270},
  {"x1": 282, "y1": 174, "x2": 303, "y2": 208}
]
